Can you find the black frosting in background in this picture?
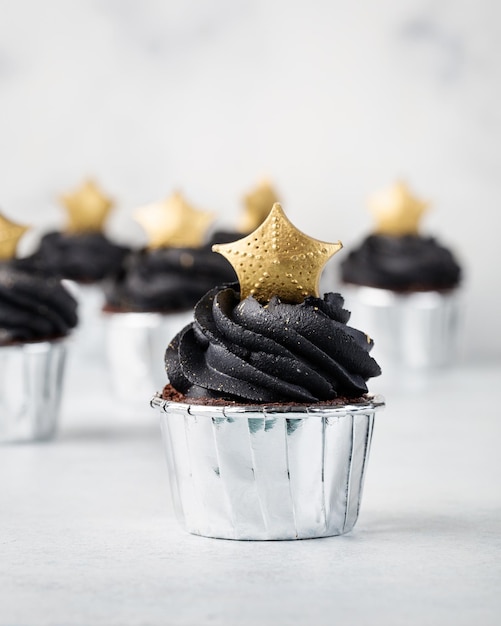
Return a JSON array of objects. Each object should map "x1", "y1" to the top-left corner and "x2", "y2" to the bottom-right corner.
[
  {"x1": 104, "y1": 245, "x2": 237, "y2": 312},
  {"x1": 208, "y1": 230, "x2": 245, "y2": 245},
  {"x1": 340, "y1": 234, "x2": 462, "y2": 291},
  {"x1": 16, "y1": 231, "x2": 130, "y2": 282},
  {"x1": 0, "y1": 263, "x2": 78, "y2": 345},
  {"x1": 165, "y1": 286, "x2": 381, "y2": 403}
]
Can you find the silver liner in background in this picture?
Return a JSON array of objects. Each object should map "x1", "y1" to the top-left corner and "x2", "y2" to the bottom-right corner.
[
  {"x1": 342, "y1": 285, "x2": 461, "y2": 369},
  {"x1": 0, "y1": 339, "x2": 67, "y2": 443},
  {"x1": 105, "y1": 311, "x2": 194, "y2": 403},
  {"x1": 152, "y1": 394, "x2": 385, "y2": 540},
  {"x1": 63, "y1": 281, "x2": 106, "y2": 362}
]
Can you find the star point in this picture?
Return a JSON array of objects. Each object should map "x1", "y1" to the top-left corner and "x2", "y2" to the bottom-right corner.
[
  {"x1": 213, "y1": 202, "x2": 342, "y2": 304},
  {"x1": 134, "y1": 191, "x2": 215, "y2": 249},
  {"x1": 369, "y1": 180, "x2": 428, "y2": 236},
  {"x1": 0, "y1": 211, "x2": 29, "y2": 260},
  {"x1": 61, "y1": 179, "x2": 114, "y2": 234}
]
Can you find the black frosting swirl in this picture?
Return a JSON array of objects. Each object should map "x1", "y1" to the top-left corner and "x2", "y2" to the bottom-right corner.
[
  {"x1": 16, "y1": 231, "x2": 130, "y2": 282},
  {"x1": 340, "y1": 234, "x2": 462, "y2": 291},
  {"x1": 0, "y1": 263, "x2": 78, "y2": 346},
  {"x1": 104, "y1": 245, "x2": 237, "y2": 312},
  {"x1": 165, "y1": 286, "x2": 381, "y2": 403}
]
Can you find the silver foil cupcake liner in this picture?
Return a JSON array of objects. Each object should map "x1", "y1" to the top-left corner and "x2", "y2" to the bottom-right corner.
[
  {"x1": 152, "y1": 394, "x2": 384, "y2": 540},
  {"x1": 105, "y1": 311, "x2": 194, "y2": 404},
  {"x1": 63, "y1": 281, "x2": 106, "y2": 362},
  {"x1": 342, "y1": 286, "x2": 461, "y2": 369},
  {"x1": 0, "y1": 339, "x2": 67, "y2": 443}
]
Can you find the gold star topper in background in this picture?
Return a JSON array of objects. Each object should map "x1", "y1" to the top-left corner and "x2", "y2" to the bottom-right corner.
[
  {"x1": 213, "y1": 203, "x2": 342, "y2": 304},
  {"x1": 61, "y1": 179, "x2": 114, "y2": 234},
  {"x1": 369, "y1": 180, "x2": 428, "y2": 236},
  {"x1": 0, "y1": 212, "x2": 29, "y2": 260},
  {"x1": 134, "y1": 191, "x2": 215, "y2": 249},
  {"x1": 238, "y1": 178, "x2": 280, "y2": 233}
]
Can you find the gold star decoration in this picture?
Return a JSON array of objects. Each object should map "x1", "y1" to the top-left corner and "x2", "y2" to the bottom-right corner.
[
  {"x1": 238, "y1": 178, "x2": 280, "y2": 233},
  {"x1": 0, "y1": 211, "x2": 29, "y2": 260},
  {"x1": 134, "y1": 191, "x2": 215, "y2": 249},
  {"x1": 369, "y1": 180, "x2": 428, "y2": 236},
  {"x1": 61, "y1": 179, "x2": 114, "y2": 234},
  {"x1": 213, "y1": 202, "x2": 342, "y2": 304}
]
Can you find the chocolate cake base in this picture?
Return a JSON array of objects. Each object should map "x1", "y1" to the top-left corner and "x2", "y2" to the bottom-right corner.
[{"x1": 161, "y1": 383, "x2": 370, "y2": 407}]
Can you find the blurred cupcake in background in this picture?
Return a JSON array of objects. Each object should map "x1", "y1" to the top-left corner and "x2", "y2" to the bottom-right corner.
[
  {"x1": 103, "y1": 191, "x2": 236, "y2": 403},
  {"x1": 18, "y1": 179, "x2": 130, "y2": 284},
  {"x1": 17, "y1": 179, "x2": 130, "y2": 360},
  {"x1": 209, "y1": 178, "x2": 280, "y2": 244},
  {"x1": 340, "y1": 181, "x2": 462, "y2": 370},
  {"x1": 0, "y1": 211, "x2": 78, "y2": 443}
]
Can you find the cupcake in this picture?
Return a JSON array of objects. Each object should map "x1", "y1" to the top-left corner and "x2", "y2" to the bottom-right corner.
[
  {"x1": 209, "y1": 178, "x2": 281, "y2": 245},
  {"x1": 0, "y1": 211, "x2": 78, "y2": 443},
  {"x1": 103, "y1": 192, "x2": 237, "y2": 402},
  {"x1": 340, "y1": 181, "x2": 462, "y2": 369},
  {"x1": 17, "y1": 180, "x2": 130, "y2": 361},
  {"x1": 18, "y1": 179, "x2": 129, "y2": 283},
  {"x1": 152, "y1": 203, "x2": 384, "y2": 540}
]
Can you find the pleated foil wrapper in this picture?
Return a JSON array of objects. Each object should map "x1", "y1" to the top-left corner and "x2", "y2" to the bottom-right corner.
[
  {"x1": 342, "y1": 286, "x2": 461, "y2": 369},
  {"x1": 0, "y1": 339, "x2": 67, "y2": 443},
  {"x1": 152, "y1": 394, "x2": 385, "y2": 540},
  {"x1": 105, "y1": 311, "x2": 194, "y2": 404}
]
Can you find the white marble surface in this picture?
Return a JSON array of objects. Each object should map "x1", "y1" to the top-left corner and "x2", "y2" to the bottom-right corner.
[
  {"x1": 1, "y1": 357, "x2": 500, "y2": 625},
  {"x1": 0, "y1": 1, "x2": 501, "y2": 359}
]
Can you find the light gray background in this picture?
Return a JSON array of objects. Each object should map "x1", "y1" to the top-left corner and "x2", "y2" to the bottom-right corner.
[{"x1": 1, "y1": 0, "x2": 500, "y2": 359}]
